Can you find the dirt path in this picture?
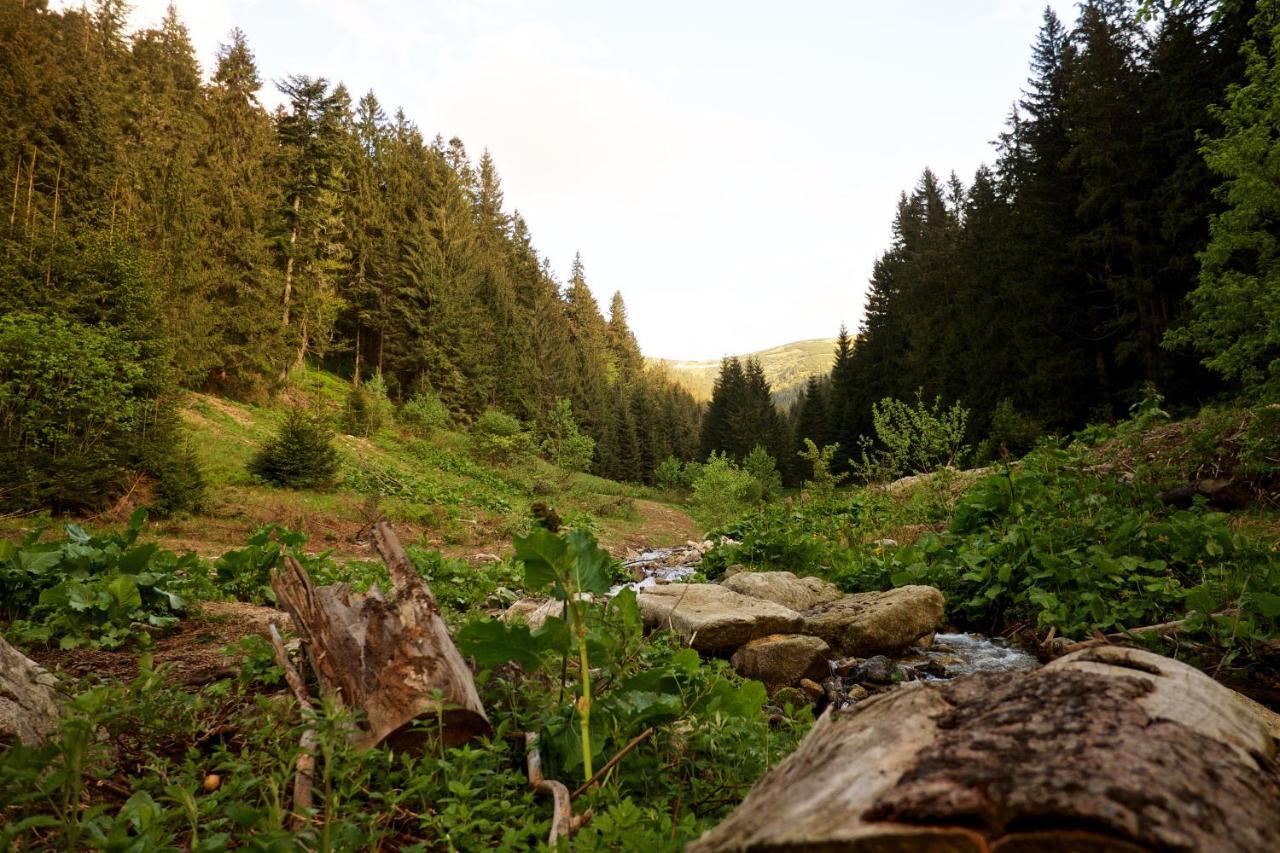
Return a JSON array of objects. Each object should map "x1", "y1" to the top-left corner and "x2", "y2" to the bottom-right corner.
[{"x1": 603, "y1": 499, "x2": 704, "y2": 554}]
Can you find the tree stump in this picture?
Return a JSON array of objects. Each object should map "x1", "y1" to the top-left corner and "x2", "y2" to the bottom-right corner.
[
  {"x1": 0, "y1": 635, "x2": 62, "y2": 746},
  {"x1": 270, "y1": 521, "x2": 490, "y2": 750},
  {"x1": 692, "y1": 646, "x2": 1280, "y2": 852}
]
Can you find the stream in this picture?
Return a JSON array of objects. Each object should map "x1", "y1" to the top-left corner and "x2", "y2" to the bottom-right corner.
[{"x1": 613, "y1": 544, "x2": 1040, "y2": 682}]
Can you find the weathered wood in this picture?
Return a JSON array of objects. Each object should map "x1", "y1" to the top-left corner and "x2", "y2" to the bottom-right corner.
[
  {"x1": 0, "y1": 635, "x2": 62, "y2": 746},
  {"x1": 525, "y1": 731, "x2": 592, "y2": 845},
  {"x1": 268, "y1": 623, "x2": 316, "y2": 828},
  {"x1": 692, "y1": 646, "x2": 1280, "y2": 852},
  {"x1": 270, "y1": 521, "x2": 489, "y2": 751}
]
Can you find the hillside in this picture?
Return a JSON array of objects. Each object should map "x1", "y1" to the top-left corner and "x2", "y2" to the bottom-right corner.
[{"x1": 650, "y1": 338, "x2": 836, "y2": 405}]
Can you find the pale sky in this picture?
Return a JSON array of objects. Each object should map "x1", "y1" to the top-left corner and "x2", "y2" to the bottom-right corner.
[{"x1": 64, "y1": 0, "x2": 1076, "y2": 361}]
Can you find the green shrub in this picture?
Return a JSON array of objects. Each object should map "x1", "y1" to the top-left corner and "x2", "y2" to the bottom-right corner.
[
  {"x1": 655, "y1": 456, "x2": 700, "y2": 492},
  {"x1": 0, "y1": 312, "x2": 201, "y2": 515},
  {"x1": 0, "y1": 510, "x2": 202, "y2": 649},
  {"x1": 249, "y1": 409, "x2": 341, "y2": 489},
  {"x1": 400, "y1": 390, "x2": 451, "y2": 434},
  {"x1": 977, "y1": 398, "x2": 1043, "y2": 461},
  {"x1": 853, "y1": 391, "x2": 970, "y2": 482},
  {"x1": 471, "y1": 409, "x2": 530, "y2": 465},
  {"x1": 537, "y1": 398, "x2": 595, "y2": 472},
  {"x1": 742, "y1": 445, "x2": 782, "y2": 502},
  {"x1": 797, "y1": 439, "x2": 848, "y2": 499},
  {"x1": 690, "y1": 453, "x2": 756, "y2": 529},
  {"x1": 342, "y1": 372, "x2": 394, "y2": 437},
  {"x1": 213, "y1": 525, "x2": 308, "y2": 604}
]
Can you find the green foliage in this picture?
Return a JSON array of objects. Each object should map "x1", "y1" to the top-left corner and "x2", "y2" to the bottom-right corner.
[
  {"x1": 538, "y1": 397, "x2": 595, "y2": 473},
  {"x1": 399, "y1": 390, "x2": 450, "y2": 435},
  {"x1": 839, "y1": 446, "x2": 1277, "y2": 640},
  {"x1": 249, "y1": 408, "x2": 341, "y2": 489},
  {"x1": 470, "y1": 409, "x2": 530, "y2": 466},
  {"x1": 797, "y1": 439, "x2": 848, "y2": 500},
  {"x1": 0, "y1": 312, "x2": 201, "y2": 515},
  {"x1": 854, "y1": 391, "x2": 970, "y2": 482},
  {"x1": 0, "y1": 510, "x2": 200, "y2": 650},
  {"x1": 689, "y1": 453, "x2": 757, "y2": 530},
  {"x1": 655, "y1": 456, "x2": 701, "y2": 492},
  {"x1": 212, "y1": 525, "x2": 308, "y2": 605},
  {"x1": 1166, "y1": 2, "x2": 1280, "y2": 396},
  {"x1": 977, "y1": 398, "x2": 1044, "y2": 461},
  {"x1": 342, "y1": 373, "x2": 394, "y2": 437},
  {"x1": 741, "y1": 445, "x2": 782, "y2": 502}
]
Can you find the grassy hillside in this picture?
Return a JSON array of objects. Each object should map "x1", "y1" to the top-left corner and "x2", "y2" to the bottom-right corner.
[
  {"x1": 649, "y1": 337, "x2": 836, "y2": 405},
  {"x1": 0, "y1": 366, "x2": 700, "y2": 561}
]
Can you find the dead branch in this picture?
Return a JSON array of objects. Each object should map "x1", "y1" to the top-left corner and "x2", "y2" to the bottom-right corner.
[
  {"x1": 572, "y1": 727, "x2": 655, "y2": 800},
  {"x1": 269, "y1": 623, "x2": 316, "y2": 829},
  {"x1": 525, "y1": 731, "x2": 592, "y2": 845}
]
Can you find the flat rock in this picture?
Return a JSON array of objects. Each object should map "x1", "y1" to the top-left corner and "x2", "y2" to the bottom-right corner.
[
  {"x1": 722, "y1": 571, "x2": 842, "y2": 611},
  {"x1": 730, "y1": 634, "x2": 831, "y2": 690},
  {"x1": 638, "y1": 584, "x2": 803, "y2": 651},
  {"x1": 501, "y1": 595, "x2": 591, "y2": 631},
  {"x1": 803, "y1": 586, "x2": 944, "y2": 657}
]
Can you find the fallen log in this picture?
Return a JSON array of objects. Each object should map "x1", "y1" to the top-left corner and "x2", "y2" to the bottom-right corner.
[
  {"x1": 0, "y1": 634, "x2": 62, "y2": 746},
  {"x1": 270, "y1": 521, "x2": 489, "y2": 751},
  {"x1": 692, "y1": 646, "x2": 1280, "y2": 852}
]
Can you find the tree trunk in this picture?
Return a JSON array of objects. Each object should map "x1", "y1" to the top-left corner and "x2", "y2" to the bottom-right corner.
[
  {"x1": 691, "y1": 646, "x2": 1280, "y2": 852},
  {"x1": 270, "y1": 521, "x2": 490, "y2": 751},
  {"x1": 0, "y1": 635, "x2": 62, "y2": 747},
  {"x1": 282, "y1": 193, "x2": 301, "y2": 327}
]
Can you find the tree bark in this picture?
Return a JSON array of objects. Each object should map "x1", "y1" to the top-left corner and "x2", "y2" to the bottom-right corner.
[
  {"x1": 0, "y1": 635, "x2": 62, "y2": 746},
  {"x1": 270, "y1": 521, "x2": 490, "y2": 751},
  {"x1": 692, "y1": 646, "x2": 1280, "y2": 852}
]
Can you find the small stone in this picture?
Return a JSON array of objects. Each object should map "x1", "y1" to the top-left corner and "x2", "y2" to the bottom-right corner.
[
  {"x1": 832, "y1": 656, "x2": 862, "y2": 677},
  {"x1": 846, "y1": 684, "x2": 870, "y2": 702},
  {"x1": 721, "y1": 564, "x2": 747, "y2": 580},
  {"x1": 913, "y1": 632, "x2": 936, "y2": 648},
  {"x1": 854, "y1": 655, "x2": 897, "y2": 684},
  {"x1": 771, "y1": 686, "x2": 810, "y2": 708},
  {"x1": 799, "y1": 678, "x2": 824, "y2": 701},
  {"x1": 203, "y1": 774, "x2": 221, "y2": 792},
  {"x1": 871, "y1": 538, "x2": 898, "y2": 549}
]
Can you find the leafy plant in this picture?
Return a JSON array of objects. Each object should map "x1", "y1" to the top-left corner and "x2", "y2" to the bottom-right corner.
[
  {"x1": 537, "y1": 398, "x2": 595, "y2": 473},
  {"x1": 742, "y1": 445, "x2": 782, "y2": 502},
  {"x1": 690, "y1": 453, "x2": 756, "y2": 529},
  {"x1": 854, "y1": 390, "x2": 970, "y2": 482},
  {"x1": 212, "y1": 525, "x2": 308, "y2": 605},
  {"x1": 0, "y1": 509, "x2": 200, "y2": 649},
  {"x1": 399, "y1": 390, "x2": 450, "y2": 435},
  {"x1": 470, "y1": 409, "x2": 530, "y2": 466},
  {"x1": 343, "y1": 372, "x2": 394, "y2": 437},
  {"x1": 249, "y1": 408, "x2": 341, "y2": 489},
  {"x1": 797, "y1": 439, "x2": 848, "y2": 500}
]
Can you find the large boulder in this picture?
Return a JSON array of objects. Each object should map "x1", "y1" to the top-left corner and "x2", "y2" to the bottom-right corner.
[
  {"x1": 692, "y1": 646, "x2": 1280, "y2": 853},
  {"x1": 730, "y1": 634, "x2": 832, "y2": 690},
  {"x1": 722, "y1": 571, "x2": 841, "y2": 611},
  {"x1": 1, "y1": 636, "x2": 62, "y2": 746},
  {"x1": 802, "y1": 586, "x2": 944, "y2": 657},
  {"x1": 638, "y1": 584, "x2": 803, "y2": 652}
]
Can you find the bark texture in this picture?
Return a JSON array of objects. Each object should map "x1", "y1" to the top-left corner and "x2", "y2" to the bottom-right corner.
[
  {"x1": 0, "y1": 635, "x2": 62, "y2": 746},
  {"x1": 270, "y1": 521, "x2": 489, "y2": 751},
  {"x1": 692, "y1": 646, "x2": 1280, "y2": 852}
]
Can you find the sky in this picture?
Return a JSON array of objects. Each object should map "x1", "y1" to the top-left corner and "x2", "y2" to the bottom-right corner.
[{"x1": 60, "y1": 0, "x2": 1077, "y2": 361}]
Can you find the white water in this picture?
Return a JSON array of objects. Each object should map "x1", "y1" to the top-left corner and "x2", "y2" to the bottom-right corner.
[{"x1": 907, "y1": 632, "x2": 1040, "y2": 677}]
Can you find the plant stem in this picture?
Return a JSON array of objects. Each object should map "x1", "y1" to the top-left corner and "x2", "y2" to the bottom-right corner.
[{"x1": 577, "y1": 623, "x2": 593, "y2": 782}]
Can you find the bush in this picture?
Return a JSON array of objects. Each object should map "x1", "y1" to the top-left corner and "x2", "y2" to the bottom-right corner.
[
  {"x1": 0, "y1": 312, "x2": 201, "y2": 515},
  {"x1": 343, "y1": 372, "x2": 394, "y2": 437},
  {"x1": 537, "y1": 398, "x2": 595, "y2": 473},
  {"x1": 656, "y1": 456, "x2": 700, "y2": 492},
  {"x1": 797, "y1": 439, "x2": 847, "y2": 500},
  {"x1": 742, "y1": 445, "x2": 782, "y2": 502},
  {"x1": 977, "y1": 398, "x2": 1043, "y2": 461},
  {"x1": 471, "y1": 409, "x2": 530, "y2": 465},
  {"x1": 854, "y1": 390, "x2": 969, "y2": 482},
  {"x1": 250, "y1": 408, "x2": 341, "y2": 489},
  {"x1": 690, "y1": 453, "x2": 756, "y2": 529},
  {"x1": 0, "y1": 509, "x2": 202, "y2": 649},
  {"x1": 400, "y1": 390, "x2": 451, "y2": 435}
]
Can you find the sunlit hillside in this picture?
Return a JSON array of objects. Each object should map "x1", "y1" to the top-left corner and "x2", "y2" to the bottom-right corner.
[{"x1": 649, "y1": 338, "x2": 836, "y2": 405}]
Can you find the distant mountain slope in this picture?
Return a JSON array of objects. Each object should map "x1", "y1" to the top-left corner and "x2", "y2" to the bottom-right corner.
[{"x1": 649, "y1": 338, "x2": 836, "y2": 406}]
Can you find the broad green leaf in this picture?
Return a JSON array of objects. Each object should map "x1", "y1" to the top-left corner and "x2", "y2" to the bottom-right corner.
[
  {"x1": 566, "y1": 529, "x2": 615, "y2": 596},
  {"x1": 107, "y1": 575, "x2": 142, "y2": 609},
  {"x1": 455, "y1": 618, "x2": 547, "y2": 670},
  {"x1": 118, "y1": 543, "x2": 159, "y2": 573},
  {"x1": 513, "y1": 527, "x2": 572, "y2": 593}
]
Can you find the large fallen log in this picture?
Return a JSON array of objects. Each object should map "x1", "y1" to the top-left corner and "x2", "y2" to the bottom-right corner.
[
  {"x1": 270, "y1": 521, "x2": 489, "y2": 751},
  {"x1": 0, "y1": 635, "x2": 62, "y2": 746},
  {"x1": 692, "y1": 646, "x2": 1280, "y2": 852}
]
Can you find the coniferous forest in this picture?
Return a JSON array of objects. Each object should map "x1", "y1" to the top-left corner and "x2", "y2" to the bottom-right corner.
[
  {"x1": 0, "y1": 0, "x2": 700, "y2": 511},
  {"x1": 701, "y1": 0, "x2": 1279, "y2": 479}
]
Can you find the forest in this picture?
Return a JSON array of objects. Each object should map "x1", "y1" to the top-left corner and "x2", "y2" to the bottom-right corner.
[
  {"x1": 2, "y1": 0, "x2": 1280, "y2": 850},
  {"x1": 0, "y1": 0, "x2": 701, "y2": 516}
]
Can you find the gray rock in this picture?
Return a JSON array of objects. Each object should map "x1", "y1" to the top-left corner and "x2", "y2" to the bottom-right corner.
[
  {"x1": 723, "y1": 571, "x2": 842, "y2": 612},
  {"x1": 638, "y1": 584, "x2": 803, "y2": 652},
  {"x1": 802, "y1": 586, "x2": 945, "y2": 657},
  {"x1": 854, "y1": 655, "x2": 897, "y2": 684},
  {"x1": 730, "y1": 634, "x2": 831, "y2": 690}
]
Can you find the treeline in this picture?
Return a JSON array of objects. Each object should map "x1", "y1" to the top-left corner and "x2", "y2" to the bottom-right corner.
[
  {"x1": 788, "y1": 0, "x2": 1279, "y2": 464},
  {"x1": 0, "y1": 0, "x2": 700, "y2": 507},
  {"x1": 700, "y1": 0, "x2": 1279, "y2": 481}
]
